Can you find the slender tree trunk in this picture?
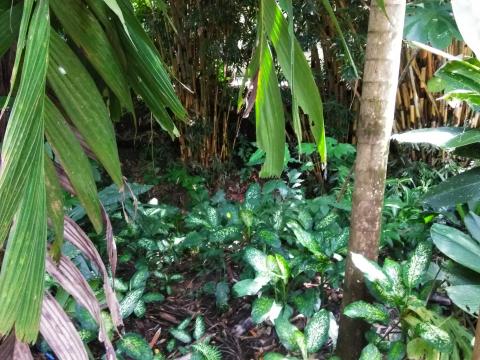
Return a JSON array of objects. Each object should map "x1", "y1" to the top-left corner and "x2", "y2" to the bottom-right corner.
[
  {"x1": 336, "y1": 1, "x2": 406, "y2": 359},
  {"x1": 474, "y1": 316, "x2": 480, "y2": 360}
]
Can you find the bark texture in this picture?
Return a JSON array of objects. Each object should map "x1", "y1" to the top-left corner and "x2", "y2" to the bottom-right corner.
[
  {"x1": 474, "y1": 316, "x2": 480, "y2": 360},
  {"x1": 336, "y1": 1, "x2": 406, "y2": 359}
]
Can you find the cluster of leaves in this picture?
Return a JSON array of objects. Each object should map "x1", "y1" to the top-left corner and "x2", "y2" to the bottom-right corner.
[{"x1": 345, "y1": 242, "x2": 473, "y2": 359}]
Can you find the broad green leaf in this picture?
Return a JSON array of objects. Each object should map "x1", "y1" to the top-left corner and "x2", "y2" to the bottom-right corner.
[
  {"x1": 382, "y1": 259, "x2": 406, "y2": 302},
  {"x1": 274, "y1": 308, "x2": 299, "y2": 351},
  {"x1": 209, "y1": 226, "x2": 241, "y2": 243},
  {"x1": 0, "y1": 0, "x2": 49, "y2": 247},
  {"x1": 263, "y1": 0, "x2": 326, "y2": 166},
  {"x1": 232, "y1": 276, "x2": 270, "y2": 297},
  {"x1": 287, "y1": 221, "x2": 324, "y2": 257},
  {"x1": 0, "y1": 154, "x2": 47, "y2": 342},
  {"x1": 359, "y1": 344, "x2": 382, "y2": 360},
  {"x1": 392, "y1": 127, "x2": 463, "y2": 148},
  {"x1": 117, "y1": 333, "x2": 153, "y2": 360},
  {"x1": 244, "y1": 247, "x2": 268, "y2": 273},
  {"x1": 252, "y1": 297, "x2": 282, "y2": 324},
  {"x1": 255, "y1": 31, "x2": 285, "y2": 177},
  {"x1": 423, "y1": 167, "x2": 480, "y2": 209},
  {"x1": 293, "y1": 331, "x2": 307, "y2": 360},
  {"x1": 50, "y1": 0, "x2": 133, "y2": 111},
  {"x1": 244, "y1": 183, "x2": 262, "y2": 210},
  {"x1": 44, "y1": 99, "x2": 102, "y2": 233},
  {"x1": 177, "y1": 316, "x2": 192, "y2": 330},
  {"x1": 264, "y1": 353, "x2": 298, "y2": 360},
  {"x1": 445, "y1": 129, "x2": 480, "y2": 149},
  {"x1": 344, "y1": 301, "x2": 389, "y2": 325},
  {"x1": 0, "y1": 0, "x2": 49, "y2": 341},
  {"x1": 406, "y1": 338, "x2": 438, "y2": 360},
  {"x1": 193, "y1": 316, "x2": 205, "y2": 340},
  {"x1": 143, "y1": 293, "x2": 165, "y2": 304},
  {"x1": 350, "y1": 252, "x2": 389, "y2": 284},
  {"x1": 431, "y1": 223, "x2": 480, "y2": 273},
  {"x1": 133, "y1": 301, "x2": 146, "y2": 318},
  {"x1": 446, "y1": 285, "x2": 480, "y2": 316},
  {"x1": 130, "y1": 269, "x2": 149, "y2": 290},
  {"x1": 387, "y1": 341, "x2": 406, "y2": 360},
  {"x1": 464, "y1": 211, "x2": 480, "y2": 244},
  {"x1": 120, "y1": 289, "x2": 144, "y2": 318},
  {"x1": 403, "y1": 242, "x2": 432, "y2": 289},
  {"x1": 48, "y1": 31, "x2": 123, "y2": 187},
  {"x1": 304, "y1": 309, "x2": 330, "y2": 353},
  {"x1": 405, "y1": 1, "x2": 460, "y2": 49},
  {"x1": 0, "y1": 3, "x2": 21, "y2": 57},
  {"x1": 2, "y1": 0, "x2": 34, "y2": 111},
  {"x1": 215, "y1": 281, "x2": 230, "y2": 311},
  {"x1": 272, "y1": 254, "x2": 290, "y2": 283},
  {"x1": 435, "y1": 59, "x2": 480, "y2": 94},
  {"x1": 101, "y1": 0, "x2": 131, "y2": 40},
  {"x1": 451, "y1": 0, "x2": 480, "y2": 56},
  {"x1": 291, "y1": 289, "x2": 319, "y2": 318},
  {"x1": 256, "y1": 229, "x2": 281, "y2": 248},
  {"x1": 169, "y1": 328, "x2": 192, "y2": 344},
  {"x1": 44, "y1": 155, "x2": 64, "y2": 261},
  {"x1": 415, "y1": 322, "x2": 452, "y2": 353}
]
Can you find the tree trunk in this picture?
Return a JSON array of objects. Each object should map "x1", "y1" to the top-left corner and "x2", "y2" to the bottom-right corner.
[
  {"x1": 336, "y1": 1, "x2": 406, "y2": 359},
  {"x1": 474, "y1": 315, "x2": 480, "y2": 360}
]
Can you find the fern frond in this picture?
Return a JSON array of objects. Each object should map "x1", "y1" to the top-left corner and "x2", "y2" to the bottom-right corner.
[{"x1": 191, "y1": 342, "x2": 222, "y2": 360}]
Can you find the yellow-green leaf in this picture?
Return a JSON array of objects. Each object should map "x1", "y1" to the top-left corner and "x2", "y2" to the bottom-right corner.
[
  {"x1": 255, "y1": 33, "x2": 285, "y2": 177},
  {"x1": 263, "y1": 0, "x2": 326, "y2": 166}
]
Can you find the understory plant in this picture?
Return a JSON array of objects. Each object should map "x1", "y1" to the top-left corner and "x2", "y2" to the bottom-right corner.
[{"x1": 345, "y1": 242, "x2": 473, "y2": 359}]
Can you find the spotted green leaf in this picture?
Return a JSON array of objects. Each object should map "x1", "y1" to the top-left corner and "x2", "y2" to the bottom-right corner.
[
  {"x1": 117, "y1": 333, "x2": 153, "y2": 360},
  {"x1": 344, "y1": 301, "x2": 389, "y2": 325},
  {"x1": 403, "y1": 242, "x2": 432, "y2": 289},
  {"x1": 415, "y1": 322, "x2": 452, "y2": 353},
  {"x1": 169, "y1": 328, "x2": 192, "y2": 344},
  {"x1": 304, "y1": 309, "x2": 330, "y2": 353},
  {"x1": 193, "y1": 316, "x2": 205, "y2": 340},
  {"x1": 359, "y1": 344, "x2": 382, "y2": 360},
  {"x1": 252, "y1": 297, "x2": 282, "y2": 324}
]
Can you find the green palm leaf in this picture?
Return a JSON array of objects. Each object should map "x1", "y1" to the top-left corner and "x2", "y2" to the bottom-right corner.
[
  {"x1": 0, "y1": 0, "x2": 50, "y2": 341},
  {"x1": 116, "y1": 0, "x2": 187, "y2": 122},
  {"x1": 47, "y1": 31, "x2": 123, "y2": 188},
  {"x1": 44, "y1": 99, "x2": 103, "y2": 233},
  {"x1": 0, "y1": 4, "x2": 21, "y2": 58},
  {"x1": 263, "y1": 0, "x2": 326, "y2": 167},
  {"x1": 50, "y1": 0, "x2": 133, "y2": 112},
  {"x1": 44, "y1": 154, "x2": 64, "y2": 261},
  {"x1": 255, "y1": 33, "x2": 285, "y2": 177},
  {"x1": 0, "y1": 0, "x2": 49, "y2": 246}
]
